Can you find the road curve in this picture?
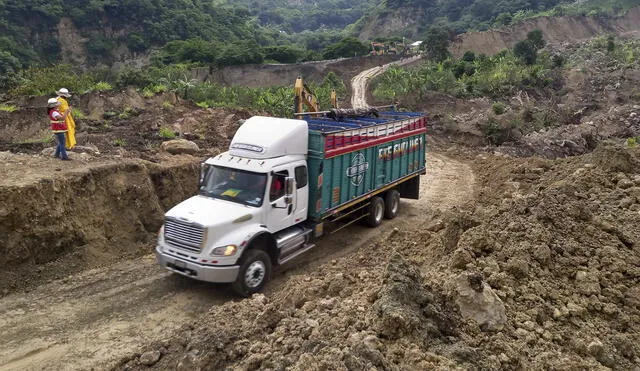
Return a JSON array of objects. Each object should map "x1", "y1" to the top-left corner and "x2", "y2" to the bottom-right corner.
[{"x1": 350, "y1": 55, "x2": 422, "y2": 108}]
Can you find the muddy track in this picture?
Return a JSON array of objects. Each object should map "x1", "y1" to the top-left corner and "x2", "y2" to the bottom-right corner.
[
  {"x1": 350, "y1": 55, "x2": 422, "y2": 108},
  {"x1": 0, "y1": 151, "x2": 473, "y2": 371},
  {"x1": 0, "y1": 61, "x2": 473, "y2": 370}
]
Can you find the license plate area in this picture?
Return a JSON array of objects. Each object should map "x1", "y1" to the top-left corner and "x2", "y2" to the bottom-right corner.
[{"x1": 167, "y1": 260, "x2": 196, "y2": 276}]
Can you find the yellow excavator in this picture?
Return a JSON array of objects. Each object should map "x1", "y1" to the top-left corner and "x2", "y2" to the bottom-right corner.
[{"x1": 294, "y1": 76, "x2": 336, "y2": 118}]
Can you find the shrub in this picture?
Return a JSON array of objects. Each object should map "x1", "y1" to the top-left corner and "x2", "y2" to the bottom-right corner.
[
  {"x1": 93, "y1": 81, "x2": 112, "y2": 92},
  {"x1": 159, "y1": 127, "x2": 176, "y2": 139},
  {"x1": 12, "y1": 65, "x2": 95, "y2": 96},
  {"x1": 492, "y1": 102, "x2": 506, "y2": 115},
  {"x1": 162, "y1": 101, "x2": 174, "y2": 110}
]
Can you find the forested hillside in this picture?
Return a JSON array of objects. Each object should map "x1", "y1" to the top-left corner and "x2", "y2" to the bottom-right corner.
[
  {"x1": 0, "y1": 0, "x2": 373, "y2": 71},
  {"x1": 358, "y1": 0, "x2": 640, "y2": 38},
  {"x1": 213, "y1": 0, "x2": 375, "y2": 33}
]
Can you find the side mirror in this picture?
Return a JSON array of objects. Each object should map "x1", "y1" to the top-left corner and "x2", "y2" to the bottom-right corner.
[{"x1": 285, "y1": 177, "x2": 295, "y2": 196}]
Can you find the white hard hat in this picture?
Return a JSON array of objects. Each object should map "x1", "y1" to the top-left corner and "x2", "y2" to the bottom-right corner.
[
  {"x1": 56, "y1": 88, "x2": 71, "y2": 97},
  {"x1": 47, "y1": 98, "x2": 60, "y2": 107}
]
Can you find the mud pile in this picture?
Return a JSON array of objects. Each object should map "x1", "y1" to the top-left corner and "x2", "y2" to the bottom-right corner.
[
  {"x1": 0, "y1": 153, "x2": 201, "y2": 295},
  {"x1": 119, "y1": 143, "x2": 639, "y2": 370}
]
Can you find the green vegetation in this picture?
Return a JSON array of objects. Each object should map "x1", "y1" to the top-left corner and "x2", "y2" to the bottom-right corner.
[
  {"x1": 159, "y1": 127, "x2": 177, "y2": 139},
  {"x1": 112, "y1": 138, "x2": 127, "y2": 147},
  {"x1": 14, "y1": 135, "x2": 54, "y2": 145},
  {"x1": 118, "y1": 107, "x2": 138, "y2": 120},
  {"x1": 71, "y1": 108, "x2": 86, "y2": 119},
  {"x1": 514, "y1": 30, "x2": 546, "y2": 65},
  {"x1": 182, "y1": 72, "x2": 345, "y2": 117},
  {"x1": 0, "y1": 104, "x2": 18, "y2": 112},
  {"x1": 92, "y1": 81, "x2": 113, "y2": 92},
  {"x1": 0, "y1": 0, "x2": 375, "y2": 90},
  {"x1": 492, "y1": 102, "x2": 506, "y2": 115},
  {"x1": 373, "y1": 32, "x2": 560, "y2": 101},
  {"x1": 322, "y1": 37, "x2": 370, "y2": 59}
]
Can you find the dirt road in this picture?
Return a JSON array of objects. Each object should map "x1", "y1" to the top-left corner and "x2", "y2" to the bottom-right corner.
[
  {"x1": 351, "y1": 55, "x2": 422, "y2": 108},
  {"x1": 0, "y1": 151, "x2": 473, "y2": 371}
]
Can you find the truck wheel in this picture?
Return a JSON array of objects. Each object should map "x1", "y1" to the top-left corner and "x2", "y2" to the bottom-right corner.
[
  {"x1": 365, "y1": 197, "x2": 385, "y2": 228},
  {"x1": 384, "y1": 190, "x2": 400, "y2": 219},
  {"x1": 232, "y1": 249, "x2": 271, "y2": 297}
]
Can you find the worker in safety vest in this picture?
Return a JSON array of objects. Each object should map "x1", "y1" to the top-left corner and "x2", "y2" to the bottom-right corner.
[
  {"x1": 56, "y1": 88, "x2": 76, "y2": 149},
  {"x1": 47, "y1": 98, "x2": 71, "y2": 160}
]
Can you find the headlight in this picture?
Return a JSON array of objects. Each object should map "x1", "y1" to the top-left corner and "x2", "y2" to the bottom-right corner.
[{"x1": 211, "y1": 245, "x2": 237, "y2": 256}]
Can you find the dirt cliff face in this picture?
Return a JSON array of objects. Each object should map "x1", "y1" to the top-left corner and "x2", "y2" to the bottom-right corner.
[
  {"x1": 56, "y1": 17, "x2": 88, "y2": 66},
  {"x1": 450, "y1": 7, "x2": 640, "y2": 57}
]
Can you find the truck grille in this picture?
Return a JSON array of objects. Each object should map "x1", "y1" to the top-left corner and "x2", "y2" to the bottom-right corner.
[{"x1": 164, "y1": 218, "x2": 205, "y2": 253}]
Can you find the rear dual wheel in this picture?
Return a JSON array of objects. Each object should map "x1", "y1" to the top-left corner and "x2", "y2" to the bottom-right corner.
[{"x1": 366, "y1": 197, "x2": 385, "y2": 228}]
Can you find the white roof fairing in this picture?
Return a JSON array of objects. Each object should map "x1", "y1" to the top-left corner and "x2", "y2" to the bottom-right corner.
[{"x1": 229, "y1": 116, "x2": 309, "y2": 159}]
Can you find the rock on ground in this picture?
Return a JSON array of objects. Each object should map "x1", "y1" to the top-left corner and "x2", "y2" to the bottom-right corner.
[{"x1": 161, "y1": 139, "x2": 199, "y2": 155}]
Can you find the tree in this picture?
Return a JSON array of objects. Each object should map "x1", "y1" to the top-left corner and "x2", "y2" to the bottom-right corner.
[
  {"x1": 263, "y1": 46, "x2": 304, "y2": 64},
  {"x1": 0, "y1": 50, "x2": 21, "y2": 89},
  {"x1": 422, "y1": 26, "x2": 451, "y2": 62},
  {"x1": 321, "y1": 37, "x2": 369, "y2": 59},
  {"x1": 514, "y1": 40, "x2": 537, "y2": 65},
  {"x1": 526, "y1": 30, "x2": 545, "y2": 50},
  {"x1": 514, "y1": 30, "x2": 546, "y2": 65}
]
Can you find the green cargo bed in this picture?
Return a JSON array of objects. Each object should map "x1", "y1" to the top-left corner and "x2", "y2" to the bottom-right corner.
[{"x1": 306, "y1": 110, "x2": 427, "y2": 220}]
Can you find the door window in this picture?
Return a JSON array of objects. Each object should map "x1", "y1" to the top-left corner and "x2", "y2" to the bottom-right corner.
[
  {"x1": 294, "y1": 166, "x2": 308, "y2": 188},
  {"x1": 270, "y1": 171, "x2": 288, "y2": 201}
]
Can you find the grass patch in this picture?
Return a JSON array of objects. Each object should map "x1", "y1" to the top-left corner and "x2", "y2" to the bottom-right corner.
[
  {"x1": 118, "y1": 107, "x2": 133, "y2": 119},
  {"x1": 72, "y1": 108, "x2": 86, "y2": 119},
  {"x1": 112, "y1": 138, "x2": 127, "y2": 147},
  {"x1": 159, "y1": 127, "x2": 176, "y2": 139},
  {"x1": 0, "y1": 104, "x2": 18, "y2": 112},
  {"x1": 14, "y1": 135, "x2": 54, "y2": 145}
]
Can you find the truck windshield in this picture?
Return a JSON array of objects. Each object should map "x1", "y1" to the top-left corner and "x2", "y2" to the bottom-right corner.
[{"x1": 199, "y1": 165, "x2": 267, "y2": 207}]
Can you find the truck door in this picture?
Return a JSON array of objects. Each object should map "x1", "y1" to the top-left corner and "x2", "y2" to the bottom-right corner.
[
  {"x1": 293, "y1": 164, "x2": 308, "y2": 223},
  {"x1": 266, "y1": 169, "x2": 295, "y2": 233}
]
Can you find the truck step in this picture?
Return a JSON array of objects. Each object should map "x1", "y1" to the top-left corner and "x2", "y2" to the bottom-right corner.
[{"x1": 278, "y1": 243, "x2": 315, "y2": 265}]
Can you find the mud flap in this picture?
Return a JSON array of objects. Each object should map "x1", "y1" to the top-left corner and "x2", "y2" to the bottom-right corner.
[{"x1": 398, "y1": 176, "x2": 420, "y2": 200}]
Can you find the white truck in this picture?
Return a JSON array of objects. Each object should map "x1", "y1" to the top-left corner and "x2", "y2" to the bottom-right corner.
[{"x1": 156, "y1": 110, "x2": 427, "y2": 296}]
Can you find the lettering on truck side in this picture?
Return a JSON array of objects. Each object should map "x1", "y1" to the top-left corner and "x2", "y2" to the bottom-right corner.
[{"x1": 378, "y1": 137, "x2": 424, "y2": 161}]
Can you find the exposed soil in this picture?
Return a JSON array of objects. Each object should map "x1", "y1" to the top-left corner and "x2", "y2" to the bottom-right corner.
[
  {"x1": 1, "y1": 28, "x2": 640, "y2": 371},
  {"x1": 450, "y1": 6, "x2": 640, "y2": 58},
  {"x1": 117, "y1": 143, "x2": 640, "y2": 371},
  {"x1": 0, "y1": 150, "x2": 473, "y2": 371}
]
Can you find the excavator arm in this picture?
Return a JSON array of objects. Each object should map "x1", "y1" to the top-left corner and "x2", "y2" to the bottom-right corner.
[{"x1": 294, "y1": 76, "x2": 337, "y2": 118}]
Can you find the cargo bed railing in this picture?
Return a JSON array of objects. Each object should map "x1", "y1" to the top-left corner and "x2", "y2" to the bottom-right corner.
[{"x1": 307, "y1": 114, "x2": 426, "y2": 153}]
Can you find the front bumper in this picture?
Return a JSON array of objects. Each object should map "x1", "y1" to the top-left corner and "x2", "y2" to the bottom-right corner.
[{"x1": 155, "y1": 245, "x2": 239, "y2": 283}]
